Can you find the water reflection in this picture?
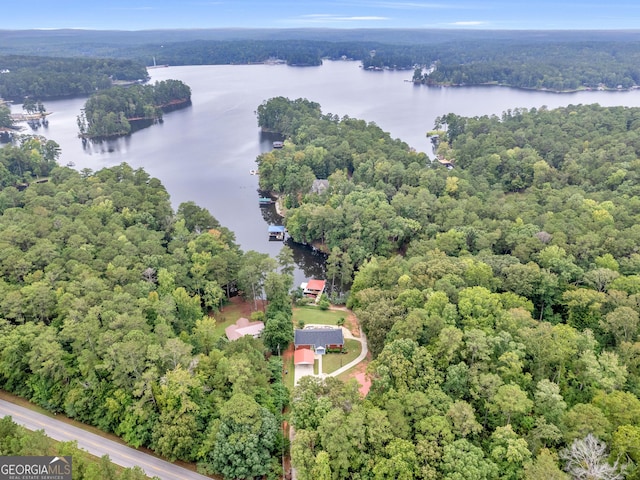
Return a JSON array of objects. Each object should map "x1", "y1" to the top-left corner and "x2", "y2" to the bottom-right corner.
[
  {"x1": 259, "y1": 130, "x2": 284, "y2": 150},
  {"x1": 83, "y1": 136, "x2": 132, "y2": 155},
  {"x1": 258, "y1": 200, "x2": 326, "y2": 283},
  {"x1": 258, "y1": 199, "x2": 281, "y2": 224},
  {"x1": 286, "y1": 238, "x2": 327, "y2": 284}
]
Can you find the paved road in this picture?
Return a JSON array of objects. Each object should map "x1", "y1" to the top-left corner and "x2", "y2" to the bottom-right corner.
[{"x1": 0, "y1": 399, "x2": 213, "y2": 480}]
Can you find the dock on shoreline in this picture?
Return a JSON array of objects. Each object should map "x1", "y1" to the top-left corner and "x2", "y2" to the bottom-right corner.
[{"x1": 10, "y1": 112, "x2": 51, "y2": 122}]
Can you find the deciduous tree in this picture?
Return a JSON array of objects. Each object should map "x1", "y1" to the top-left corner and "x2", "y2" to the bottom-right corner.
[{"x1": 560, "y1": 434, "x2": 626, "y2": 480}]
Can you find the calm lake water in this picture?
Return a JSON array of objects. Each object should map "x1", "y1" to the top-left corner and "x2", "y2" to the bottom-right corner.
[{"x1": 15, "y1": 60, "x2": 640, "y2": 286}]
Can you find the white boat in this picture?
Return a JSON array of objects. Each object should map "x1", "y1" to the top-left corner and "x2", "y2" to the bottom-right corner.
[{"x1": 249, "y1": 169, "x2": 258, "y2": 175}]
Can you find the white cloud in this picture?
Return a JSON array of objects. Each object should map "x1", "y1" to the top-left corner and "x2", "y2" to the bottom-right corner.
[
  {"x1": 346, "y1": 1, "x2": 480, "y2": 10},
  {"x1": 448, "y1": 21, "x2": 486, "y2": 26},
  {"x1": 373, "y1": 2, "x2": 458, "y2": 9},
  {"x1": 295, "y1": 14, "x2": 389, "y2": 22}
]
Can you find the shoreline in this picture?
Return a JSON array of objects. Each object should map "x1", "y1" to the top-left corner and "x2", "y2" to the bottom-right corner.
[{"x1": 414, "y1": 80, "x2": 640, "y2": 94}]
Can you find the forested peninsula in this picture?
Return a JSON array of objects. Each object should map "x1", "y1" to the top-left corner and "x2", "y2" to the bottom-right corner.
[
  {"x1": 77, "y1": 79, "x2": 191, "y2": 138},
  {"x1": 0, "y1": 55, "x2": 147, "y2": 101},
  {"x1": 256, "y1": 97, "x2": 640, "y2": 479}
]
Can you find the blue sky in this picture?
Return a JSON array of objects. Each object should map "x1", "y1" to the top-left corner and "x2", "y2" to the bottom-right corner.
[{"x1": 4, "y1": 1, "x2": 640, "y2": 30}]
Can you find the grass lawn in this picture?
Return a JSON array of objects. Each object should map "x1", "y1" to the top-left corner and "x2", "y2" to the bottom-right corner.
[
  {"x1": 293, "y1": 306, "x2": 347, "y2": 327},
  {"x1": 321, "y1": 339, "x2": 361, "y2": 374},
  {"x1": 283, "y1": 351, "x2": 295, "y2": 391},
  {"x1": 336, "y1": 365, "x2": 360, "y2": 381},
  {"x1": 210, "y1": 301, "x2": 253, "y2": 338}
]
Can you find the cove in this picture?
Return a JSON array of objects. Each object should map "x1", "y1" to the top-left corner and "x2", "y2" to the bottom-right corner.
[{"x1": 18, "y1": 60, "x2": 640, "y2": 286}]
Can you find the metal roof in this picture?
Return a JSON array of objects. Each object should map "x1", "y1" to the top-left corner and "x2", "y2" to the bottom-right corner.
[
  {"x1": 305, "y1": 279, "x2": 326, "y2": 292},
  {"x1": 294, "y1": 328, "x2": 344, "y2": 347},
  {"x1": 294, "y1": 348, "x2": 316, "y2": 365}
]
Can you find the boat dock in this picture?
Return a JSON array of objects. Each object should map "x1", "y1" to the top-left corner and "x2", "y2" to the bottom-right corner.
[
  {"x1": 268, "y1": 225, "x2": 286, "y2": 241},
  {"x1": 10, "y1": 112, "x2": 51, "y2": 122}
]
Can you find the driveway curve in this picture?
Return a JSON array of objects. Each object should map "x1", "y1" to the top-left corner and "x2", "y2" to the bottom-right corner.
[
  {"x1": 328, "y1": 329, "x2": 368, "y2": 377},
  {"x1": 298, "y1": 324, "x2": 369, "y2": 379},
  {"x1": 0, "y1": 399, "x2": 213, "y2": 480}
]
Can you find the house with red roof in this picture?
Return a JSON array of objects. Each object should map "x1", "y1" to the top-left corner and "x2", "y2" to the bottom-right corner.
[
  {"x1": 294, "y1": 348, "x2": 316, "y2": 365},
  {"x1": 301, "y1": 279, "x2": 326, "y2": 300}
]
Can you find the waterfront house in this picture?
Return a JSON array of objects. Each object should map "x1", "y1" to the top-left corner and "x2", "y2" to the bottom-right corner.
[{"x1": 302, "y1": 279, "x2": 326, "y2": 298}]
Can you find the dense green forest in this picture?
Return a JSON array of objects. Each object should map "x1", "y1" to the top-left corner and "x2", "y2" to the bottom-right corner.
[
  {"x1": 256, "y1": 97, "x2": 640, "y2": 479},
  {"x1": 0, "y1": 136, "x2": 296, "y2": 479},
  {"x1": 77, "y1": 80, "x2": 191, "y2": 138},
  {"x1": 412, "y1": 41, "x2": 640, "y2": 91},
  {"x1": 0, "y1": 103, "x2": 13, "y2": 130},
  {"x1": 0, "y1": 416, "x2": 154, "y2": 479},
  {"x1": 0, "y1": 134, "x2": 59, "y2": 186},
  {"x1": 0, "y1": 55, "x2": 148, "y2": 101},
  {"x1": 4, "y1": 30, "x2": 640, "y2": 94},
  {"x1": 5, "y1": 28, "x2": 640, "y2": 476}
]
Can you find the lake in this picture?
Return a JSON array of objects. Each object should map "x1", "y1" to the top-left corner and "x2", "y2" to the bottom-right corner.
[{"x1": 15, "y1": 60, "x2": 640, "y2": 287}]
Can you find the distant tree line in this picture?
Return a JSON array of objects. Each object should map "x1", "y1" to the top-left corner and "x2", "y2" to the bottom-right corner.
[
  {"x1": 412, "y1": 40, "x2": 640, "y2": 91},
  {"x1": 68, "y1": 37, "x2": 640, "y2": 90},
  {"x1": 5, "y1": 35, "x2": 640, "y2": 100},
  {"x1": 124, "y1": 38, "x2": 640, "y2": 90},
  {"x1": 0, "y1": 55, "x2": 148, "y2": 101},
  {"x1": 77, "y1": 79, "x2": 191, "y2": 138}
]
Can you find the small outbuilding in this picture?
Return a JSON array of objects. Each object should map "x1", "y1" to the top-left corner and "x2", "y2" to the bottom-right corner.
[{"x1": 294, "y1": 348, "x2": 316, "y2": 365}]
